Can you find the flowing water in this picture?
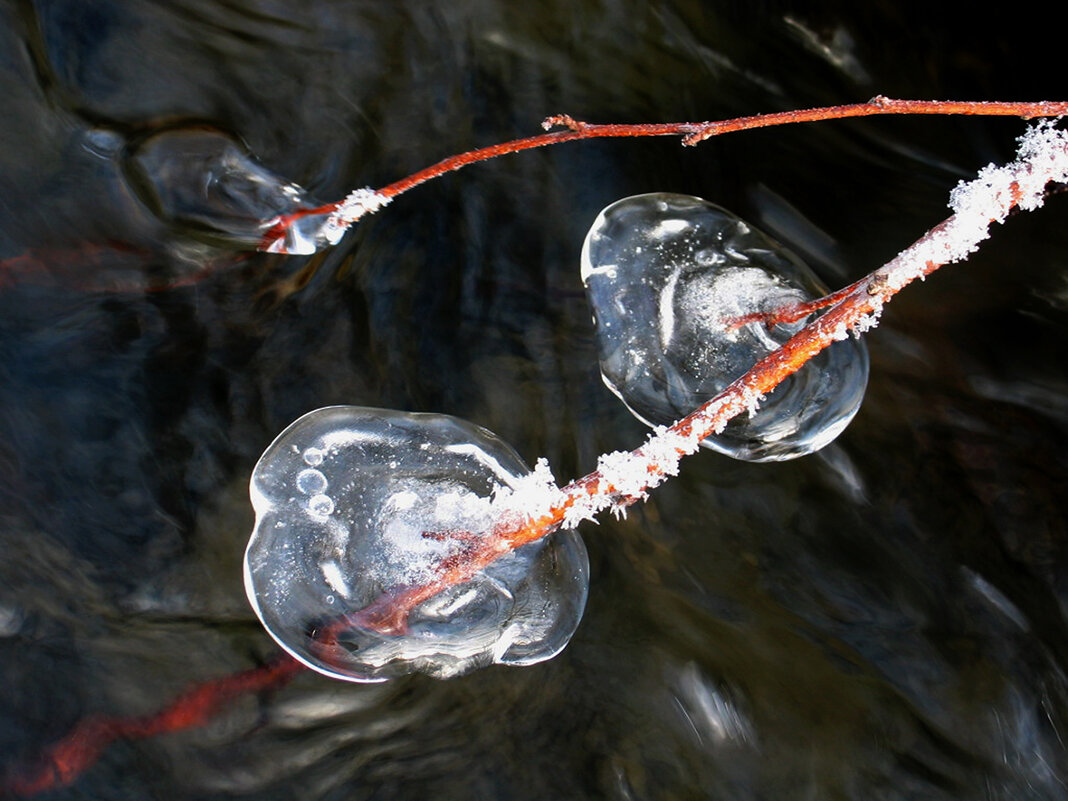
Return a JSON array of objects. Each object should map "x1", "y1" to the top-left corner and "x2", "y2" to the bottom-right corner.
[{"x1": 1, "y1": 1, "x2": 1066, "y2": 798}]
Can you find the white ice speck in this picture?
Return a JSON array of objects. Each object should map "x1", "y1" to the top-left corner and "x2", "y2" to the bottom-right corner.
[
  {"x1": 651, "y1": 219, "x2": 691, "y2": 238},
  {"x1": 320, "y1": 559, "x2": 351, "y2": 598},
  {"x1": 392, "y1": 490, "x2": 419, "y2": 511},
  {"x1": 658, "y1": 269, "x2": 680, "y2": 350}
]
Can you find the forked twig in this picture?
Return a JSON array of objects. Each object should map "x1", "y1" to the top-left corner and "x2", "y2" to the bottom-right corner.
[
  {"x1": 7, "y1": 103, "x2": 1068, "y2": 798},
  {"x1": 326, "y1": 120, "x2": 1068, "y2": 635}
]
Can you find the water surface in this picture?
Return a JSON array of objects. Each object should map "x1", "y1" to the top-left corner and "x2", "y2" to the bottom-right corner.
[{"x1": 1, "y1": 1, "x2": 1066, "y2": 799}]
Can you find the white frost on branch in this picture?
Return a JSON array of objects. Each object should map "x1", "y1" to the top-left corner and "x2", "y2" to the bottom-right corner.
[
  {"x1": 320, "y1": 188, "x2": 393, "y2": 245},
  {"x1": 879, "y1": 120, "x2": 1068, "y2": 293},
  {"x1": 492, "y1": 457, "x2": 566, "y2": 524},
  {"x1": 260, "y1": 187, "x2": 392, "y2": 254}
]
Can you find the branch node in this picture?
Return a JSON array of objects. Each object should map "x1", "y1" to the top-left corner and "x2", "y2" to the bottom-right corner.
[
  {"x1": 542, "y1": 114, "x2": 586, "y2": 132},
  {"x1": 866, "y1": 273, "x2": 889, "y2": 296}
]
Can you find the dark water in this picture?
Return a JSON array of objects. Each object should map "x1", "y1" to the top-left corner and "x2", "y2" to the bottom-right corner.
[{"x1": 2, "y1": 1, "x2": 1067, "y2": 798}]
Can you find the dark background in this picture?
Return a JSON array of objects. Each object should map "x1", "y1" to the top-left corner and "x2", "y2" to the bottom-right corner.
[{"x1": 1, "y1": 1, "x2": 1066, "y2": 798}]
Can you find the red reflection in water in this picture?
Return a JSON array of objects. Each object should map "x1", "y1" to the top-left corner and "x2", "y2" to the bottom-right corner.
[{"x1": 2, "y1": 654, "x2": 305, "y2": 797}]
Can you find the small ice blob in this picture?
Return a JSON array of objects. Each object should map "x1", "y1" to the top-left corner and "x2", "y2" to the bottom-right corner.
[
  {"x1": 124, "y1": 127, "x2": 325, "y2": 250},
  {"x1": 244, "y1": 406, "x2": 589, "y2": 682},
  {"x1": 581, "y1": 193, "x2": 869, "y2": 461}
]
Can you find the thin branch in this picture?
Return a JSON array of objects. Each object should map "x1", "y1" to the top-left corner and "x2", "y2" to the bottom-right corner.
[
  {"x1": 258, "y1": 97, "x2": 1068, "y2": 253},
  {"x1": 723, "y1": 278, "x2": 866, "y2": 331}
]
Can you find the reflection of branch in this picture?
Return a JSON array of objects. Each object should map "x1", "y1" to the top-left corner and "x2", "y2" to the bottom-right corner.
[
  {"x1": 259, "y1": 97, "x2": 1068, "y2": 253},
  {"x1": 3, "y1": 654, "x2": 304, "y2": 797}
]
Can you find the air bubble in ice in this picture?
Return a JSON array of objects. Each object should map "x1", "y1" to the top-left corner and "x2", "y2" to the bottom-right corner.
[
  {"x1": 581, "y1": 193, "x2": 869, "y2": 461},
  {"x1": 308, "y1": 494, "x2": 335, "y2": 517},
  {"x1": 296, "y1": 468, "x2": 328, "y2": 495},
  {"x1": 244, "y1": 406, "x2": 589, "y2": 682}
]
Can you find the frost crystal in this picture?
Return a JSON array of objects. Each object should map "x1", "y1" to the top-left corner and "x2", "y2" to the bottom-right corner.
[
  {"x1": 879, "y1": 122, "x2": 1068, "y2": 295},
  {"x1": 596, "y1": 449, "x2": 651, "y2": 516},
  {"x1": 493, "y1": 457, "x2": 566, "y2": 523},
  {"x1": 320, "y1": 188, "x2": 393, "y2": 245}
]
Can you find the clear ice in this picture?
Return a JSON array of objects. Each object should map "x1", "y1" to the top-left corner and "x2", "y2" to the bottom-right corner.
[
  {"x1": 125, "y1": 127, "x2": 331, "y2": 252},
  {"x1": 581, "y1": 193, "x2": 869, "y2": 461},
  {"x1": 244, "y1": 406, "x2": 589, "y2": 682}
]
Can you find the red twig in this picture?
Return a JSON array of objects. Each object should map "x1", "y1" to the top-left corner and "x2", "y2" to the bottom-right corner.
[
  {"x1": 724, "y1": 278, "x2": 866, "y2": 330},
  {"x1": 259, "y1": 97, "x2": 1068, "y2": 252}
]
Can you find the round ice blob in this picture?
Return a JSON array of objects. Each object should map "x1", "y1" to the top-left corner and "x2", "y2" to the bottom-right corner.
[
  {"x1": 244, "y1": 406, "x2": 589, "y2": 682},
  {"x1": 581, "y1": 193, "x2": 869, "y2": 461}
]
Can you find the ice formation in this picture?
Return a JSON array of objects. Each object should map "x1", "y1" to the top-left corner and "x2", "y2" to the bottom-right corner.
[
  {"x1": 581, "y1": 192, "x2": 869, "y2": 461},
  {"x1": 244, "y1": 406, "x2": 588, "y2": 682},
  {"x1": 126, "y1": 128, "x2": 313, "y2": 249},
  {"x1": 125, "y1": 127, "x2": 388, "y2": 254}
]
